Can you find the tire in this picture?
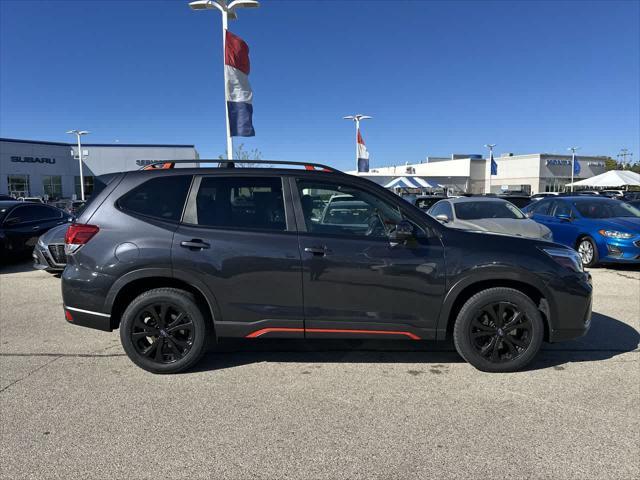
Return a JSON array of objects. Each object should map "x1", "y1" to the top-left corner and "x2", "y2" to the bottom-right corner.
[
  {"x1": 453, "y1": 288, "x2": 544, "y2": 373},
  {"x1": 119, "y1": 288, "x2": 209, "y2": 374},
  {"x1": 576, "y1": 236, "x2": 599, "y2": 268}
]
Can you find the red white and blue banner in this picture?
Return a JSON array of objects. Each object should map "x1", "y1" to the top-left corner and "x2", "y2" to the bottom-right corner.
[
  {"x1": 357, "y1": 129, "x2": 370, "y2": 172},
  {"x1": 225, "y1": 30, "x2": 254, "y2": 137}
]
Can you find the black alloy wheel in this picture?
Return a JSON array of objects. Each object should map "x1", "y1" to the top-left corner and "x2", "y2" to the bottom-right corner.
[
  {"x1": 453, "y1": 287, "x2": 544, "y2": 372},
  {"x1": 120, "y1": 288, "x2": 209, "y2": 374},
  {"x1": 131, "y1": 303, "x2": 194, "y2": 364},
  {"x1": 470, "y1": 301, "x2": 532, "y2": 363}
]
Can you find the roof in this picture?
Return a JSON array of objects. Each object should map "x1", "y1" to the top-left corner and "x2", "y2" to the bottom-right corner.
[
  {"x1": 566, "y1": 170, "x2": 640, "y2": 188},
  {"x1": 0, "y1": 137, "x2": 195, "y2": 148}
]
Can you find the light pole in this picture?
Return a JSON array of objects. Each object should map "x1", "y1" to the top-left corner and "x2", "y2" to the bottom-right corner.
[
  {"x1": 66, "y1": 130, "x2": 89, "y2": 201},
  {"x1": 189, "y1": 0, "x2": 260, "y2": 160},
  {"x1": 568, "y1": 146, "x2": 579, "y2": 192},
  {"x1": 343, "y1": 114, "x2": 372, "y2": 171}
]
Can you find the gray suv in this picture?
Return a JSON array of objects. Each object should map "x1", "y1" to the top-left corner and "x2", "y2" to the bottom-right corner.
[{"x1": 61, "y1": 161, "x2": 592, "y2": 374}]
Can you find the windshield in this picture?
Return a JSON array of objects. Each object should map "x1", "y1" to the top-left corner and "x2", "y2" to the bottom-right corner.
[
  {"x1": 322, "y1": 200, "x2": 372, "y2": 225},
  {"x1": 454, "y1": 201, "x2": 525, "y2": 220},
  {"x1": 574, "y1": 200, "x2": 640, "y2": 218}
]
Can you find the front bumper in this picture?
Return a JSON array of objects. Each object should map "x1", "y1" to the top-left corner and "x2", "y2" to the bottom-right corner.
[
  {"x1": 546, "y1": 271, "x2": 593, "y2": 342},
  {"x1": 599, "y1": 237, "x2": 640, "y2": 263}
]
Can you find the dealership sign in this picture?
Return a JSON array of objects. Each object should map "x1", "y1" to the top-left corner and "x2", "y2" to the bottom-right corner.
[
  {"x1": 11, "y1": 156, "x2": 55, "y2": 164},
  {"x1": 546, "y1": 159, "x2": 571, "y2": 166}
]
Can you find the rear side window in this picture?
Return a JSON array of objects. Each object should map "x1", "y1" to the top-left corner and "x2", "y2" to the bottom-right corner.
[
  {"x1": 5, "y1": 205, "x2": 62, "y2": 223},
  {"x1": 118, "y1": 176, "x2": 192, "y2": 222},
  {"x1": 192, "y1": 176, "x2": 286, "y2": 231}
]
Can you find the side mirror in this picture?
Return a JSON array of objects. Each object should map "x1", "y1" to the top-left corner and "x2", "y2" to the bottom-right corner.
[
  {"x1": 435, "y1": 214, "x2": 449, "y2": 223},
  {"x1": 389, "y1": 220, "x2": 414, "y2": 244},
  {"x1": 556, "y1": 213, "x2": 572, "y2": 222}
]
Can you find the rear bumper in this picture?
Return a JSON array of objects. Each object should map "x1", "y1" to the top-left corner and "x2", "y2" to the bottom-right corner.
[
  {"x1": 32, "y1": 243, "x2": 65, "y2": 272},
  {"x1": 547, "y1": 272, "x2": 593, "y2": 343},
  {"x1": 63, "y1": 306, "x2": 112, "y2": 332}
]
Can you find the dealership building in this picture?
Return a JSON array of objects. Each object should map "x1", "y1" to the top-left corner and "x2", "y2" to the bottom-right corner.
[
  {"x1": 0, "y1": 138, "x2": 199, "y2": 200},
  {"x1": 350, "y1": 152, "x2": 608, "y2": 195}
]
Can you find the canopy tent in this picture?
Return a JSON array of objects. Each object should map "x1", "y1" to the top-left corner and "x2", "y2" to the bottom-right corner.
[
  {"x1": 566, "y1": 170, "x2": 640, "y2": 188},
  {"x1": 383, "y1": 176, "x2": 439, "y2": 189}
]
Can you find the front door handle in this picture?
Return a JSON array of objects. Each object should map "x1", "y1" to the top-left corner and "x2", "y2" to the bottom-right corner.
[
  {"x1": 180, "y1": 239, "x2": 210, "y2": 250},
  {"x1": 304, "y1": 246, "x2": 330, "y2": 256},
  {"x1": 32, "y1": 226, "x2": 40, "y2": 231}
]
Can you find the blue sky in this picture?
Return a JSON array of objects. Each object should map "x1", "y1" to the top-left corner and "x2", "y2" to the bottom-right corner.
[{"x1": 1, "y1": 0, "x2": 638, "y2": 170}]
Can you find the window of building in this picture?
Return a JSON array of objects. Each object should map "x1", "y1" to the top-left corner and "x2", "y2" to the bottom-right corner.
[
  {"x1": 75, "y1": 176, "x2": 94, "y2": 198},
  {"x1": 118, "y1": 175, "x2": 192, "y2": 222},
  {"x1": 42, "y1": 176, "x2": 62, "y2": 200},
  {"x1": 7, "y1": 175, "x2": 30, "y2": 198},
  {"x1": 192, "y1": 176, "x2": 286, "y2": 231}
]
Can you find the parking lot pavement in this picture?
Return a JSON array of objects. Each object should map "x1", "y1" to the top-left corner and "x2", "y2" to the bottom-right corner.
[{"x1": 1, "y1": 261, "x2": 638, "y2": 480}]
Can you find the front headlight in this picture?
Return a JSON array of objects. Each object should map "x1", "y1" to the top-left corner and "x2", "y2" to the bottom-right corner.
[
  {"x1": 540, "y1": 247, "x2": 584, "y2": 273},
  {"x1": 598, "y1": 229, "x2": 633, "y2": 239}
]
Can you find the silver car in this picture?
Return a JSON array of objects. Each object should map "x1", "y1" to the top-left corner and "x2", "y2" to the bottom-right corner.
[{"x1": 428, "y1": 196, "x2": 553, "y2": 240}]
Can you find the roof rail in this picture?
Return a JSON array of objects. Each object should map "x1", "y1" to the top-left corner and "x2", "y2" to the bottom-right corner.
[{"x1": 138, "y1": 159, "x2": 341, "y2": 173}]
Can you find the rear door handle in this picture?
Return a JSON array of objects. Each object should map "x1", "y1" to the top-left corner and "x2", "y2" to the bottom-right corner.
[
  {"x1": 180, "y1": 239, "x2": 210, "y2": 250},
  {"x1": 32, "y1": 226, "x2": 40, "y2": 231},
  {"x1": 304, "y1": 246, "x2": 330, "y2": 256}
]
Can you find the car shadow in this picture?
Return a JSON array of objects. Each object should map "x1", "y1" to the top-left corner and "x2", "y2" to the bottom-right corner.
[
  {"x1": 0, "y1": 258, "x2": 34, "y2": 275},
  {"x1": 189, "y1": 311, "x2": 638, "y2": 374}
]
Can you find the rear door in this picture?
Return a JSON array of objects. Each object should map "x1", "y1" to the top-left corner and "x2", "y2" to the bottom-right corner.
[
  {"x1": 172, "y1": 174, "x2": 304, "y2": 338},
  {"x1": 291, "y1": 176, "x2": 446, "y2": 340}
]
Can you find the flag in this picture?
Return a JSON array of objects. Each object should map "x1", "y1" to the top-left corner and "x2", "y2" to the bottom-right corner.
[
  {"x1": 573, "y1": 155, "x2": 581, "y2": 175},
  {"x1": 225, "y1": 30, "x2": 254, "y2": 137},
  {"x1": 357, "y1": 129, "x2": 370, "y2": 172},
  {"x1": 490, "y1": 150, "x2": 498, "y2": 175}
]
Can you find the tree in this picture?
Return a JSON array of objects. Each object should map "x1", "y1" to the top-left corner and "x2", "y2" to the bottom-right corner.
[{"x1": 218, "y1": 143, "x2": 264, "y2": 167}]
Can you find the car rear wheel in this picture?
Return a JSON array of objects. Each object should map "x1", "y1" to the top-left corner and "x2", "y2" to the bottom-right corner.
[
  {"x1": 577, "y1": 237, "x2": 598, "y2": 267},
  {"x1": 120, "y1": 288, "x2": 208, "y2": 374},
  {"x1": 453, "y1": 288, "x2": 544, "y2": 373}
]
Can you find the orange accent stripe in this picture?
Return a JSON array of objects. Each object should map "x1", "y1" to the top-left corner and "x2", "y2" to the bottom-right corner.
[{"x1": 245, "y1": 327, "x2": 420, "y2": 340}]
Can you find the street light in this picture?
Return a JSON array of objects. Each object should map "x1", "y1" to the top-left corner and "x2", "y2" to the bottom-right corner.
[
  {"x1": 344, "y1": 114, "x2": 372, "y2": 171},
  {"x1": 568, "y1": 146, "x2": 580, "y2": 193},
  {"x1": 189, "y1": 0, "x2": 260, "y2": 160},
  {"x1": 66, "y1": 130, "x2": 89, "y2": 201}
]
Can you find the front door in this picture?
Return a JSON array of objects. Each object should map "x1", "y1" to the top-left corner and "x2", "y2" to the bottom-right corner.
[
  {"x1": 291, "y1": 177, "x2": 446, "y2": 341},
  {"x1": 172, "y1": 175, "x2": 304, "y2": 339}
]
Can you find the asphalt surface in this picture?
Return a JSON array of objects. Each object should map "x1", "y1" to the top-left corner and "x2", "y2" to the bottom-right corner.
[{"x1": 1, "y1": 260, "x2": 638, "y2": 480}]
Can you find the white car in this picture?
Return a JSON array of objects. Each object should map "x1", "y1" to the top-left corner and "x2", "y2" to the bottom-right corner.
[{"x1": 428, "y1": 197, "x2": 553, "y2": 240}]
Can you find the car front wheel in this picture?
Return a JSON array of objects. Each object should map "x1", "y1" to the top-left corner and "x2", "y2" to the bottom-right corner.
[
  {"x1": 120, "y1": 288, "x2": 209, "y2": 374},
  {"x1": 453, "y1": 288, "x2": 544, "y2": 373},
  {"x1": 577, "y1": 237, "x2": 599, "y2": 267}
]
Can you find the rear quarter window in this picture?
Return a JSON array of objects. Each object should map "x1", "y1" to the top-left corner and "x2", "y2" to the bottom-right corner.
[{"x1": 117, "y1": 175, "x2": 192, "y2": 222}]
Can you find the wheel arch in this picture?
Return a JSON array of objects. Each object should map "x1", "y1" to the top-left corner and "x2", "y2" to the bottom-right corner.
[
  {"x1": 105, "y1": 269, "x2": 219, "y2": 332},
  {"x1": 437, "y1": 269, "x2": 553, "y2": 342}
]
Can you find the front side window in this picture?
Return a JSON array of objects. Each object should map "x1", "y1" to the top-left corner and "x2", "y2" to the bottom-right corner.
[
  {"x1": 454, "y1": 201, "x2": 525, "y2": 220},
  {"x1": 297, "y1": 180, "x2": 403, "y2": 238},
  {"x1": 193, "y1": 176, "x2": 286, "y2": 231},
  {"x1": 530, "y1": 199, "x2": 552, "y2": 215},
  {"x1": 429, "y1": 201, "x2": 453, "y2": 219},
  {"x1": 552, "y1": 200, "x2": 573, "y2": 217},
  {"x1": 118, "y1": 175, "x2": 192, "y2": 222}
]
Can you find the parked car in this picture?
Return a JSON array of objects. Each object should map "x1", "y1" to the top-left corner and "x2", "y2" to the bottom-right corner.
[
  {"x1": 32, "y1": 223, "x2": 69, "y2": 273},
  {"x1": 622, "y1": 191, "x2": 640, "y2": 202},
  {"x1": 414, "y1": 195, "x2": 448, "y2": 211},
  {"x1": 53, "y1": 199, "x2": 87, "y2": 216},
  {"x1": 599, "y1": 190, "x2": 625, "y2": 199},
  {"x1": 61, "y1": 161, "x2": 592, "y2": 374},
  {"x1": 530, "y1": 192, "x2": 559, "y2": 201},
  {"x1": 0, "y1": 194, "x2": 15, "y2": 201},
  {"x1": 523, "y1": 196, "x2": 640, "y2": 267},
  {"x1": 0, "y1": 201, "x2": 70, "y2": 262},
  {"x1": 497, "y1": 194, "x2": 532, "y2": 209},
  {"x1": 428, "y1": 197, "x2": 553, "y2": 241},
  {"x1": 17, "y1": 196, "x2": 45, "y2": 203}
]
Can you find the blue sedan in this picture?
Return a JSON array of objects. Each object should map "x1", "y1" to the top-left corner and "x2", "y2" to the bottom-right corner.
[{"x1": 523, "y1": 196, "x2": 640, "y2": 267}]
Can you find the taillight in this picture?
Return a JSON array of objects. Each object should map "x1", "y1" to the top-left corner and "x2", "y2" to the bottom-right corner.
[{"x1": 65, "y1": 224, "x2": 99, "y2": 254}]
